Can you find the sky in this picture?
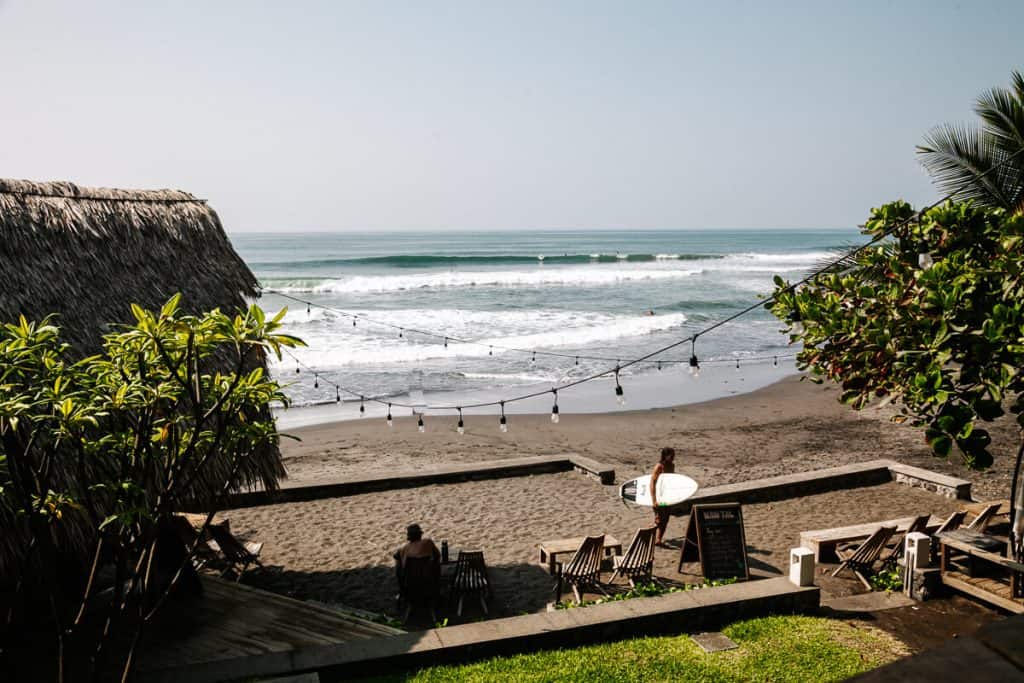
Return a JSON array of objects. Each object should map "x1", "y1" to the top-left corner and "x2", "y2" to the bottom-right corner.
[{"x1": 1, "y1": 1, "x2": 1021, "y2": 232}]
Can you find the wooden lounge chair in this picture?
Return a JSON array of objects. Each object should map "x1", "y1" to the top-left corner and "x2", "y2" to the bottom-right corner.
[
  {"x1": 168, "y1": 515, "x2": 219, "y2": 570},
  {"x1": 930, "y1": 510, "x2": 968, "y2": 563},
  {"x1": 832, "y1": 525, "x2": 897, "y2": 590},
  {"x1": 206, "y1": 522, "x2": 264, "y2": 581},
  {"x1": 881, "y1": 515, "x2": 931, "y2": 567},
  {"x1": 449, "y1": 550, "x2": 491, "y2": 616},
  {"x1": 609, "y1": 527, "x2": 657, "y2": 587},
  {"x1": 554, "y1": 534, "x2": 608, "y2": 604},
  {"x1": 399, "y1": 555, "x2": 440, "y2": 624},
  {"x1": 966, "y1": 502, "x2": 1002, "y2": 531}
]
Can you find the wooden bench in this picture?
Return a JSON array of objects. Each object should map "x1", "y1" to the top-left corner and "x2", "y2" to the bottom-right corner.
[
  {"x1": 800, "y1": 515, "x2": 944, "y2": 563},
  {"x1": 538, "y1": 535, "x2": 621, "y2": 574},
  {"x1": 939, "y1": 529, "x2": 1024, "y2": 614}
]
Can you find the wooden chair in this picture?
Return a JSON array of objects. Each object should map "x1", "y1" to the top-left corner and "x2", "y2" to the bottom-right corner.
[
  {"x1": 554, "y1": 534, "x2": 608, "y2": 604},
  {"x1": 930, "y1": 510, "x2": 968, "y2": 563},
  {"x1": 832, "y1": 525, "x2": 897, "y2": 590},
  {"x1": 449, "y1": 550, "x2": 491, "y2": 616},
  {"x1": 966, "y1": 502, "x2": 1002, "y2": 531},
  {"x1": 609, "y1": 527, "x2": 657, "y2": 587},
  {"x1": 206, "y1": 522, "x2": 264, "y2": 581},
  {"x1": 399, "y1": 555, "x2": 440, "y2": 624},
  {"x1": 881, "y1": 515, "x2": 931, "y2": 567}
]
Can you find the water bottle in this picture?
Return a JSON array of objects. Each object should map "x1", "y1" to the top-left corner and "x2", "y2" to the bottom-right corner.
[{"x1": 441, "y1": 540, "x2": 449, "y2": 563}]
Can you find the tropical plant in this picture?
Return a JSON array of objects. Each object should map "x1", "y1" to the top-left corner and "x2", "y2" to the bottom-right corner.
[
  {"x1": 769, "y1": 200, "x2": 1024, "y2": 561},
  {"x1": 918, "y1": 71, "x2": 1024, "y2": 213},
  {"x1": 0, "y1": 296, "x2": 302, "y2": 682}
]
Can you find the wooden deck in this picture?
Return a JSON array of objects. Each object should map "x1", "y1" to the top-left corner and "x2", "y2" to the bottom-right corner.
[
  {"x1": 942, "y1": 570, "x2": 1024, "y2": 614},
  {"x1": 135, "y1": 576, "x2": 401, "y2": 682}
]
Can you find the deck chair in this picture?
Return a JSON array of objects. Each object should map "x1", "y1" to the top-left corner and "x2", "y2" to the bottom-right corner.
[
  {"x1": 449, "y1": 550, "x2": 491, "y2": 616},
  {"x1": 554, "y1": 534, "x2": 608, "y2": 604},
  {"x1": 168, "y1": 515, "x2": 219, "y2": 570},
  {"x1": 930, "y1": 510, "x2": 968, "y2": 563},
  {"x1": 206, "y1": 522, "x2": 264, "y2": 581},
  {"x1": 881, "y1": 515, "x2": 931, "y2": 567},
  {"x1": 609, "y1": 527, "x2": 657, "y2": 587},
  {"x1": 399, "y1": 555, "x2": 440, "y2": 624},
  {"x1": 832, "y1": 525, "x2": 897, "y2": 590},
  {"x1": 966, "y1": 502, "x2": 1002, "y2": 531}
]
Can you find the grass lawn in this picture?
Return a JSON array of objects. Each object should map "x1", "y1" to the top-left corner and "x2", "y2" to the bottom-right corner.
[{"x1": 367, "y1": 615, "x2": 908, "y2": 682}]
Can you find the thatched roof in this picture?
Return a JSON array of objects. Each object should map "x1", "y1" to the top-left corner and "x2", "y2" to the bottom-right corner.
[{"x1": 0, "y1": 178, "x2": 259, "y2": 355}]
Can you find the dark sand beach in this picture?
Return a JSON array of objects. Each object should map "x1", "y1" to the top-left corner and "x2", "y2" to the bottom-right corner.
[{"x1": 225, "y1": 375, "x2": 1017, "y2": 628}]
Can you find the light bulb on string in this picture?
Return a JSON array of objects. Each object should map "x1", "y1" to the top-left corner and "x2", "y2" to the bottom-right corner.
[
  {"x1": 313, "y1": 374, "x2": 319, "y2": 389},
  {"x1": 531, "y1": 351, "x2": 536, "y2": 362},
  {"x1": 352, "y1": 316, "x2": 357, "y2": 327},
  {"x1": 386, "y1": 403, "x2": 393, "y2": 428},
  {"x1": 550, "y1": 390, "x2": 560, "y2": 423},
  {"x1": 574, "y1": 356, "x2": 579, "y2": 366},
  {"x1": 335, "y1": 387, "x2": 340, "y2": 402},
  {"x1": 306, "y1": 303, "x2": 311, "y2": 317},
  {"x1": 399, "y1": 328, "x2": 404, "y2": 338},
  {"x1": 735, "y1": 358, "x2": 741, "y2": 372},
  {"x1": 444, "y1": 337, "x2": 448, "y2": 349},
  {"x1": 295, "y1": 360, "x2": 301, "y2": 374},
  {"x1": 359, "y1": 396, "x2": 365, "y2": 417},
  {"x1": 773, "y1": 356, "x2": 778, "y2": 367},
  {"x1": 457, "y1": 407, "x2": 465, "y2": 435},
  {"x1": 417, "y1": 414, "x2": 425, "y2": 433},
  {"x1": 489, "y1": 346, "x2": 493, "y2": 356},
  {"x1": 499, "y1": 402, "x2": 508, "y2": 433},
  {"x1": 614, "y1": 367, "x2": 626, "y2": 406},
  {"x1": 657, "y1": 361, "x2": 662, "y2": 371},
  {"x1": 688, "y1": 337, "x2": 701, "y2": 378}
]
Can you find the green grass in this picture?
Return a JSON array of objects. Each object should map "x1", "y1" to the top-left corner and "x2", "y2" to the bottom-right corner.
[{"x1": 365, "y1": 615, "x2": 907, "y2": 682}]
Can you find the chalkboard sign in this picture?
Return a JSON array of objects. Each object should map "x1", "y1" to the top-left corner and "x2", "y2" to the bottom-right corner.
[{"x1": 676, "y1": 503, "x2": 749, "y2": 581}]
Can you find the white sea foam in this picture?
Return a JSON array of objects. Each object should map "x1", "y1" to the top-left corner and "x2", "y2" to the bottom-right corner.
[{"x1": 272, "y1": 265, "x2": 704, "y2": 293}]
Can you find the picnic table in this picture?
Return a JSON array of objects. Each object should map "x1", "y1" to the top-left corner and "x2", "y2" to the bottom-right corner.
[
  {"x1": 799, "y1": 515, "x2": 944, "y2": 563},
  {"x1": 537, "y1": 536, "x2": 621, "y2": 574},
  {"x1": 938, "y1": 528, "x2": 1023, "y2": 614}
]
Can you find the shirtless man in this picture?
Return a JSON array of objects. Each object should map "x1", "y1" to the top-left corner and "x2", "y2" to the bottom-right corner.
[{"x1": 394, "y1": 523, "x2": 440, "y2": 584}]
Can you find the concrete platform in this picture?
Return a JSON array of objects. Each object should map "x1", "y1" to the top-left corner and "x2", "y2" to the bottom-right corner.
[
  {"x1": 206, "y1": 454, "x2": 615, "y2": 510},
  {"x1": 137, "y1": 577, "x2": 818, "y2": 683}
]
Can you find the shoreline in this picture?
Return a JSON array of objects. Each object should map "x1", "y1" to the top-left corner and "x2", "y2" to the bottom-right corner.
[{"x1": 273, "y1": 359, "x2": 799, "y2": 430}]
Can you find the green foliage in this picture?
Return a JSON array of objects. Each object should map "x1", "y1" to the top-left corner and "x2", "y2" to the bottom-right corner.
[
  {"x1": 869, "y1": 568, "x2": 904, "y2": 593},
  {"x1": 362, "y1": 615, "x2": 904, "y2": 682},
  {"x1": 0, "y1": 296, "x2": 303, "y2": 679},
  {"x1": 769, "y1": 200, "x2": 1024, "y2": 470},
  {"x1": 553, "y1": 578, "x2": 737, "y2": 610}
]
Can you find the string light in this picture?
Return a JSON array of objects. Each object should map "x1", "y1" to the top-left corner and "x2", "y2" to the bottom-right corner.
[
  {"x1": 313, "y1": 374, "x2": 319, "y2": 389},
  {"x1": 735, "y1": 358, "x2": 741, "y2": 372},
  {"x1": 773, "y1": 356, "x2": 778, "y2": 367},
  {"x1": 359, "y1": 396, "x2": 365, "y2": 417},
  {"x1": 657, "y1": 361, "x2": 662, "y2": 371},
  {"x1": 499, "y1": 401, "x2": 508, "y2": 433},
  {"x1": 614, "y1": 367, "x2": 625, "y2": 406},
  {"x1": 335, "y1": 386, "x2": 340, "y2": 402},
  {"x1": 306, "y1": 302, "x2": 311, "y2": 317},
  {"x1": 444, "y1": 337, "x2": 448, "y2": 349},
  {"x1": 550, "y1": 389, "x2": 560, "y2": 423},
  {"x1": 489, "y1": 346, "x2": 493, "y2": 356},
  {"x1": 386, "y1": 403, "x2": 393, "y2": 427},
  {"x1": 689, "y1": 337, "x2": 701, "y2": 378},
  {"x1": 575, "y1": 356, "x2": 579, "y2": 366},
  {"x1": 457, "y1": 407, "x2": 465, "y2": 435},
  {"x1": 531, "y1": 351, "x2": 536, "y2": 362},
  {"x1": 399, "y1": 328, "x2": 404, "y2": 338},
  {"x1": 296, "y1": 360, "x2": 300, "y2": 374},
  {"x1": 352, "y1": 316, "x2": 357, "y2": 327},
  {"x1": 417, "y1": 414, "x2": 425, "y2": 433}
]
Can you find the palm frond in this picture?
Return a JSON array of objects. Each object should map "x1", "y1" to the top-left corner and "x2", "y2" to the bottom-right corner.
[{"x1": 917, "y1": 123, "x2": 1015, "y2": 209}]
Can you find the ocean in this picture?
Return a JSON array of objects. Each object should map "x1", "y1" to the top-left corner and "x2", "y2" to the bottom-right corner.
[{"x1": 230, "y1": 229, "x2": 859, "y2": 425}]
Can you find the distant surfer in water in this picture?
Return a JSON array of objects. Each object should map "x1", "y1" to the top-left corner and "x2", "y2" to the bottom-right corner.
[{"x1": 650, "y1": 447, "x2": 676, "y2": 545}]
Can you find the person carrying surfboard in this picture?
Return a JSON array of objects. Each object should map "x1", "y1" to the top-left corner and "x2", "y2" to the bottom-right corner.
[{"x1": 651, "y1": 447, "x2": 676, "y2": 545}]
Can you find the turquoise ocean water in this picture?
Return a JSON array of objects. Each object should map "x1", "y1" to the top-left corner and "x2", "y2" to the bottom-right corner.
[{"x1": 230, "y1": 229, "x2": 859, "y2": 415}]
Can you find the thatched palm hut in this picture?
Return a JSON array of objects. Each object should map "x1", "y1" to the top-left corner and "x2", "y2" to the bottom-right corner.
[
  {"x1": 0, "y1": 177, "x2": 285, "y2": 503},
  {"x1": 0, "y1": 178, "x2": 260, "y2": 354}
]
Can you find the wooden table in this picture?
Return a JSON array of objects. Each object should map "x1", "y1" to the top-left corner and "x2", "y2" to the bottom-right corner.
[
  {"x1": 938, "y1": 529, "x2": 1023, "y2": 613},
  {"x1": 537, "y1": 536, "x2": 621, "y2": 574}
]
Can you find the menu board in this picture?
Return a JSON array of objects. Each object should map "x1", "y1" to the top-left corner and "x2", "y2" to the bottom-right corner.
[{"x1": 677, "y1": 503, "x2": 749, "y2": 581}]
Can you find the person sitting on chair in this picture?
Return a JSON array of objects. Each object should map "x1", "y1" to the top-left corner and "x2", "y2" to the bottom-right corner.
[{"x1": 393, "y1": 523, "x2": 440, "y2": 585}]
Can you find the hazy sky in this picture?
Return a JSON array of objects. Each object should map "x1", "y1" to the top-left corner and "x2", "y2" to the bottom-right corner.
[{"x1": 2, "y1": 1, "x2": 1021, "y2": 231}]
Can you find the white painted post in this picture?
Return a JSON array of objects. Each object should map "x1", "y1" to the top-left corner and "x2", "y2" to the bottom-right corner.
[
  {"x1": 789, "y1": 547, "x2": 815, "y2": 587},
  {"x1": 903, "y1": 532, "x2": 930, "y2": 598}
]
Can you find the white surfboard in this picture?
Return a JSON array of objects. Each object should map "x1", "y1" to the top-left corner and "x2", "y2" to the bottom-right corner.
[{"x1": 620, "y1": 473, "x2": 699, "y2": 507}]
